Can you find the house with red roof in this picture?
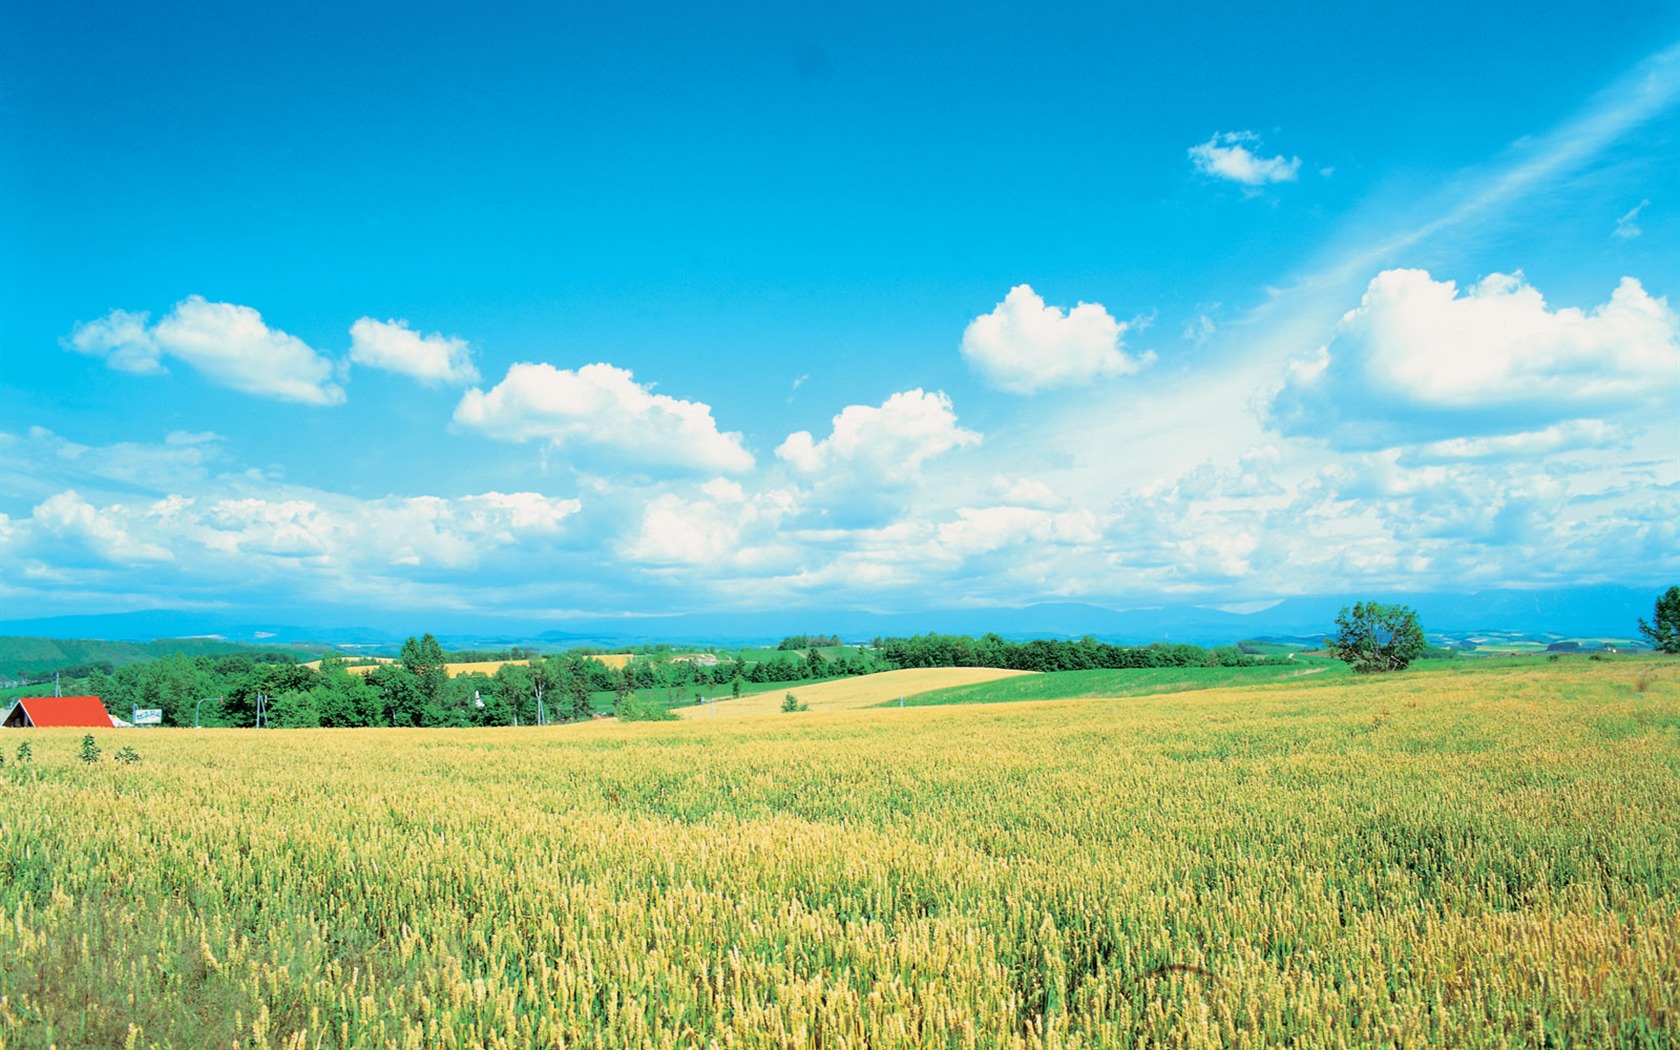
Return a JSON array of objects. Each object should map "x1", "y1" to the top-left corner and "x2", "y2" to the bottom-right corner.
[{"x1": 2, "y1": 696, "x2": 115, "y2": 729}]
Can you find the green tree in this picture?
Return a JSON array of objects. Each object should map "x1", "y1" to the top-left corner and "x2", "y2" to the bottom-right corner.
[
  {"x1": 266, "y1": 689, "x2": 322, "y2": 728},
  {"x1": 400, "y1": 634, "x2": 450, "y2": 713},
  {"x1": 1329, "y1": 602, "x2": 1427, "y2": 674},
  {"x1": 1638, "y1": 586, "x2": 1680, "y2": 654},
  {"x1": 567, "y1": 675, "x2": 593, "y2": 721},
  {"x1": 399, "y1": 634, "x2": 444, "y2": 676},
  {"x1": 370, "y1": 664, "x2": 426, "y2": 727},
  {"x1": 493, "y1": 662, "x2": 537, "y2": 724},
  {"x1": 313, "y1": 661, "x2": 383, "y2": 727},
  {"x1": 530, "y1": 658, "x2": 558, "y2": 725},
  {"x1": 152, "y1": 652, "x2": 209, "y2": 726}
]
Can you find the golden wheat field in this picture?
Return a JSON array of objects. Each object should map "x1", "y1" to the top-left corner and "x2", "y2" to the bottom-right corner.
[
  {"x1": 2, "y1": 659, "x2": 1678, "y2": 1049},
  {"x1": 679, "y1": 667, "x2": 1034, "y2": 718}
]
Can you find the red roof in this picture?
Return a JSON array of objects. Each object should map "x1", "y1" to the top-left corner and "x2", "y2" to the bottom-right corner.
[{"x1": 7, "y1": 696, "x2": 115, "y2": 728}]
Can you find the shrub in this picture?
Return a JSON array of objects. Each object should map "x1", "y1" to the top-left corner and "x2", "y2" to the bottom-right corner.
[
  {"x1": 79, "y1": 734, "x2": 101, "y2": 764},
  {"x1": 781, "y1": 693, "x2": 808, "y2": 713},
  {"x1": 113, "y1": 746, "x2": 141, "y2": 765},
  {"x1": 615, "y1": 693, "x2": 678, "y2": 722}
]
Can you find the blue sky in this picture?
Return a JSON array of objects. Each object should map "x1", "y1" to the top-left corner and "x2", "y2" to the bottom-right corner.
[{"x1": 2, "y1": 0, "x2": 1677, "y2": 625}]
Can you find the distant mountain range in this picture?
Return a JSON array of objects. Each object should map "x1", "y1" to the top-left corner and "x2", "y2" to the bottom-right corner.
[{"x1": 0, "y1": 584, "x2": 1661, "y2": 651}]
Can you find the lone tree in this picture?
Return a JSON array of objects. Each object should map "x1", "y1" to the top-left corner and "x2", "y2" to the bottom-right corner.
[
  {"x1": 1638, "y1": 586, "x2": 1680, "y2": 654},
  {"x1": 1329, "y1": 602, "x2": 1426, "y2": 674}
]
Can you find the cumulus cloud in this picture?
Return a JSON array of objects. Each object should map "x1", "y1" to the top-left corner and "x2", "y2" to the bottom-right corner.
[
  {"x1": 28, "y1": 491, "x2": 175, "y2": 563},
  {"x1": 623, "y1": 478, "x2": 797, "y2": 568},
  {"x1": 991, "y1": 475, "x2": 1067, "y2": 510},
  {"x1": 936, "y1": 505, "x2": 1102, "y2": 557},
  {"x1": 65, "y1": 296, "x2": 346, "y2": 405},
  {"x1": 1268, "y1": 269, "x2": 1680, "y2": 449},
  {"x1": 959, "y1": 285, "x2": 1151, "y2": 394},
  {"x1": 348, "y1": 318, "x2": 480, "y2": 386},
  {"x1": 453, "y1": 362, "x2": 754, "y2": 474},
  {"x1": 63, "y1": 310, "x2": 163, "y2": 375},
  {"x1": 353, "y1": 491, "x2": 581, "y2": 570},
  {"x1": 7, "y1": 486, "x2": 582, "y2": 584},
  {"x1": 777, "y1": 388, "x2": 979, "y2": 483},
  {"x1": 1189, "y1": 131, "x2": 1301, "y2": 186}
]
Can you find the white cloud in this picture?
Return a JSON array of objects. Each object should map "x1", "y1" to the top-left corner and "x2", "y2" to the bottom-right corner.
[
  {"x1": 1269, "y1": 270, "x2": 1680, "y2": 449},
  {"x1": 959, "y1": 285, "x2": 1151, "y2": 394},
  {"x1": 29, "y1": 491, "x2": 175, "y2": 563},
  {"x1": 65, "y1": 296, "x2": 346, "y2": 405},
  {"x1": 7, "y1": 486, "x2": 583, "y2": 587},
  {"x1": 936, "y1": 505, "x2": 1102, "y2": 557},
  {"x1": 623, "y1": 480, "x2": 797, "y2": 568},
  {"x1": 1189, "y1": 131, "x2": 1301, "y2": 186},
  {"x1": 202, "y1": 498, "x2": 332, "y2": 558},
  {"x1": 1399, "y1": 420, "x2": 1623, "y2": 464},
  {"x1": 777, "y1": 388, "x2": 979, "y2": 483},
  {"x1": 991, "y1": 475, "x2": 1067, "y2": 509},
  {"x1": 1183, "y1": 311, "x2": 1218, "y2": 345},
  {"x1": 453, "y1": 362, "x2": 754, "y2": 474},
  {"x1": 0, "y1": 427, "x2": 224, "y2": 498},
  {"x1": 348, "y1": 317, "x2": 480, "y2": 386},
  {"x1": 63, "y1": 309, "x2": 164, "y2": 374},
  {"x1": 1614, "y1": 199, "x2": 1648, "y2": 239},
  {"x1": 355, "y1": 493, "x2": 581, "y2": 570}
]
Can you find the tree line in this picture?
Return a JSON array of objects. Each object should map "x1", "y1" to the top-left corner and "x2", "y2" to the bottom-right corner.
[
  {"x1": 82, "y1": 631, "x2": 1292, "y2": 727},
  {"x1": 869, "y1": 633, "x2": 1276, "y2": 673},
  {"x1": 776, "y1": 634, "x2": 843, "y2": 650},
  {"x1": 86, "y1": 634, "x2": 892, "y2": 729}
]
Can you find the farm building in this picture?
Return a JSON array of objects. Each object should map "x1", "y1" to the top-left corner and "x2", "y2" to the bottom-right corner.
[{"x1": 2, "y1": 695, "x2": 116, "y2": 728}]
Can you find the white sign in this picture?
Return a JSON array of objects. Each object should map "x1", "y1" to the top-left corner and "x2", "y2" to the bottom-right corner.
[{"x1": 132, "y1": 708, "x2": 163, "y2": 726}]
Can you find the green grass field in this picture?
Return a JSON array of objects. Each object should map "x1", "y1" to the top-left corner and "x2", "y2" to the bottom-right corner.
[
  {"x1": 891, "y1": 660, "x2": 1349, "y2": 707},
  {"x1": 2, "y1": 657, "x2": 1677, "y2": 1047}
]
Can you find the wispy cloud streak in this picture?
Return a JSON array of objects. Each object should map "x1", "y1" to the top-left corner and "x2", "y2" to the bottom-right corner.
[{"x1": 1319, "y1": 39, "x2": 1680, "y2": 290}]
